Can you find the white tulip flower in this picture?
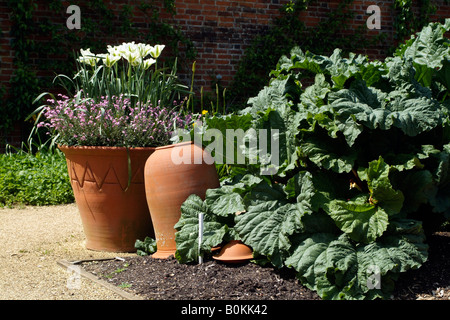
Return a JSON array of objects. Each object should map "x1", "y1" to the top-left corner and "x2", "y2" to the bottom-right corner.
[
  {"x1": 80, "y1": 48, "x2": 94, "y2": 57},
  {"x1": 118, "y1": 42, "x2": 151, "y2": 66},
  {"x1": 131, "y1": 57, "x2": 143, "y2": 67},
  {"x1": 78, "y1": 48, "x2": 101, "y2": 66},
  {"x1": 122, "y1": 50, "x2": 140, "y2": 65},
  {"x1": 106, "y1": 45, "x2": 122, "y2": 58},
  {"x1": 149, "y1": 44, "x2": 165, "y2": 59},
  {"x1": 143, "y1": 58, "x2": 156, "y2": 70},
  {"x1": 136, "y1": 43, "x2": 154, "y2": 59},
  {"x1": 97, "y1": 53, "x2": 121, "y2": 68},
  {"x1": 121, "y1": 41, "x2": 137, "y2": 54}
]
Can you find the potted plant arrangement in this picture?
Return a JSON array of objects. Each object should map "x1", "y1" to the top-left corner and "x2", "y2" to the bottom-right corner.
[{"x1": 33, "y1": 42, "x2": 194, "y2": 252}]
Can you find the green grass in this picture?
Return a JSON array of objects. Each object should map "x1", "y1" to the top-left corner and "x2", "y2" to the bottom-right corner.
[{"x1": 0, "y1": 149, "x2": 74, "y2": 207}]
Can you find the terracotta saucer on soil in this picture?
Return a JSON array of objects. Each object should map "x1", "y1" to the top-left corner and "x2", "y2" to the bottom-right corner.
[{"x1": 213, "y1": 240, "x2": 253, "y2": 264}]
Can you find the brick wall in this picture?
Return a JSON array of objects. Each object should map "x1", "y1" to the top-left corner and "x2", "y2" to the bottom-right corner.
[
  {"x1": 174, "y1": 0, "x2": 287, "y2": 87},
  {"x1": 1, "y1": 0, "x2": 449, "y2": 150}
]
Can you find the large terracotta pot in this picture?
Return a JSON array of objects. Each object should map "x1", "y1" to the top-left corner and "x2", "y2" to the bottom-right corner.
[
  {"x1": 144, "y1": 141, "x2": 220, "y2": 258},
  {"x1": 59, "y1": 145, "x2": 155, "y2": 252}
]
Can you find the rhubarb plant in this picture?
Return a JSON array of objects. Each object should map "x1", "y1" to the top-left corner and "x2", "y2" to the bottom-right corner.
[{"x1": 175, "y1": 20, "x2": 450, "y2": 300}]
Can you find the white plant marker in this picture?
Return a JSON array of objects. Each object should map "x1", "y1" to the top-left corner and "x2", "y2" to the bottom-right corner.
[{"x1": 198, "y1": 212, "x2": 204, "y2": 264}]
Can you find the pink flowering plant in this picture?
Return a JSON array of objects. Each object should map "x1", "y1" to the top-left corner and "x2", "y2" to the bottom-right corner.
[
  {"x1": 32, "y1": 42, "x2": 194, "y2": 148},
  {"x1": 37, "y1": 94, "x2": 192, "y2": 147}
]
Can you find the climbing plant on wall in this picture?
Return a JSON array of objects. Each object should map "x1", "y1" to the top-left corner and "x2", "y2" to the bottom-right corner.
[
  {"x1": 393, "y1": 0, "x2": 439, "y2": 41},
  {"x1": 3, "y1": 0, "x2": 39, "y2": 135}
]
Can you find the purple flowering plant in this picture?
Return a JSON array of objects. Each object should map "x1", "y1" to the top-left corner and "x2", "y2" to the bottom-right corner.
[{"x1": 37, "y1": 93, "x2": 193, "y2": 147}]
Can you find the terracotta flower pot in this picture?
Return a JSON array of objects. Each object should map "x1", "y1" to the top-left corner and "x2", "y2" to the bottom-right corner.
[
  {"x1": 59, "y1": 145, "x2": 155, "y2": 252},
  {"x1": 144, "y1": 141, "x2": 220, "y2": 259},
  {"x1": 213, "y1": 240, "x2": 253, "y2": 263}
]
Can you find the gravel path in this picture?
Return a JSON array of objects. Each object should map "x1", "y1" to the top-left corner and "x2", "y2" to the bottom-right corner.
[{"x1": 0, "y1": 204, "x2": 135, "y2": 300}]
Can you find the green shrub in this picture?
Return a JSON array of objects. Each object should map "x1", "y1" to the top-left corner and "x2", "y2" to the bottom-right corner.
[{"x1": 0, "y1": 150, "x2": 74, "y2": 207}]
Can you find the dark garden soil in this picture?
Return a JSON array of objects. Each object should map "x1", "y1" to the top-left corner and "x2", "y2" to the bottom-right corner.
[{"x1": 81, "y1": 232, "x2": 450, "y2": 300}]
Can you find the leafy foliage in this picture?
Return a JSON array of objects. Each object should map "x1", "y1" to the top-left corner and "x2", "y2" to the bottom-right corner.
[
  {"x1": 135, "y1": 237, "x2": 157, "y2": 256},
  {"x1": 0, "y1": 150, "x2": 74, "y2": 207},
  {"x1": 175, "y1": 20, "x2": 450, "y2": 299}
]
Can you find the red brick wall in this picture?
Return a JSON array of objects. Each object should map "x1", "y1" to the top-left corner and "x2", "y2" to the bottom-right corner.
[
  {"x1": 1, "y1": 0, "x2": 449, "y2": 150},
  {"x1": 173, "y1": 0, "x2": 287, "y2": 87}
]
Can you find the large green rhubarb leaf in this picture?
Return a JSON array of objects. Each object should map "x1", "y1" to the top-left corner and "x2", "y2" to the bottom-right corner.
[
  {"x1": 358, "y1": 157, "x2": 405, "y2": 216},
  {"x1": 175, "y1": 194, "x2": 230, "y2": 263},
  {"x1": 204, "y1": 186, "x2": 245, "y2": 217},
  {"x1": 286, "y1": 219, "x2": 428, "y2": 300},
  {"x1": 204, "y1": 174, "x2": 265, "y2": 217},
  {"x1": 275, "y1": 47, "x2": 372, "y2": 89},
  {"x1": 201, "y1": 113, "x2": 254, "y2": 165},
  {"x1": 235, "y1": 180, "x2": 312, "y2": 267},
  {"x1": 325, "y1": 197, "x2": 389, "y2": 244},
  {"x1": 300, "y1": 134, "x2": 357, "y2": 173},
  {"x1": 284, "y1": 171, "x2": 315, "y2": 205},
  {"x1": 235, "y1": 200, "x2": 308, "y2": 268},
  {"x1": 399, "y1": 18, "x2": 450, "y2": 87},
  {"x1": 244, "y1": 77, "x2": 290, "y2": 116},
  {"x1": 325, "y1": 157, "x2": 404, "y2": 243},
  {"x1": 389, "y1": 96, "x2": 441, "y2": 137},
  {"x1": 300, "y1": 73, "x2": 331, "y2": 110},
  {"x1": 327, "y1": 80, "x2": 441, "y2": 144},
  {"x1": 428, "y1": 144, "x2": 450, "y2": 218}
]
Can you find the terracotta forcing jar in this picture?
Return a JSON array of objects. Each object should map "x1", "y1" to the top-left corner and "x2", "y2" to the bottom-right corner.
[
  {"x1": 144, "y1": 141, "x2": 220, "y2": 258},
  {"x1": 59, "y1": 145, "x2": 155, "y2": 252}
]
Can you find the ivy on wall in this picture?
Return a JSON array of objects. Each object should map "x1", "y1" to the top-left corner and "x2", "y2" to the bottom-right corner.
[
  {"x1": 3, "y1": 0, "x2": 39, "y2": 135},
  {"x1": 393, "y1": 0, "x2": 439, "y2": 40},
  {"x1": 0, "y1": 21, "x2": 6, "y2": 118}
]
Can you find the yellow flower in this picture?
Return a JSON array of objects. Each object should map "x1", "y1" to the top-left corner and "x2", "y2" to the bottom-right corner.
[{"x1": 202, "y1": 110, "x2": 208, "y2": 115}]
